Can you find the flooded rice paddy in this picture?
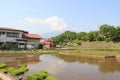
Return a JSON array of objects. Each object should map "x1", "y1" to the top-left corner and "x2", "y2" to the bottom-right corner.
[{"x1": 1, "y1": 53, "x2": 120, "y2": 80}]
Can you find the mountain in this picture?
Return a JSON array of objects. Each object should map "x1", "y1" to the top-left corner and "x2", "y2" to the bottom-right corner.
[{"x1": 41, "y1": 31, "x2": 62, "y2": 38}]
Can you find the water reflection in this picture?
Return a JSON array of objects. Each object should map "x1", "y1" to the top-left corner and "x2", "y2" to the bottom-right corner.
[
  {"x1": 26, "y1": 54, "x2": 120, "y2": 80},
  {"x1": 0, "y1": 53, "x2": 40, "y2": 67},
  {"x1": 54, "y1": 54, "x2": 120, "y2": 73},
  {"x1": 1, "y1": 53, "x2": 120, "y2": 80}
]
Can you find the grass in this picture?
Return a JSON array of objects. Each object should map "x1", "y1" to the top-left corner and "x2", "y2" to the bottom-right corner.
[
  {"x1": 39, "y1": 49, "x2": 59, "y2": 54},
  {"x1": 0, "y1": 69, "x2": 7, "y2": 73},
  {"x1": 26, "y1": 70, "x2": 58, "y2": 80},
  {"x1": 8, "y1": 67, "x2": 16, "y2": 72},
  {"x1": 9, "y1": 67, "x2": 28, "y2": 75},
  {"x1": 46, "y1": 76, "x2": 58, "y2": 80},
  {"x1": 6, "y1": 64, "x2": 28, "y2": 75},
  {"x1": 0, "y1": 63, "x2": 7, "y2": 69},
  {"x1": 60, "y1": 50, "x2": 119, "y2": 56},
  {"x1": 39, "y1": 48, "x2": 119, "y2": 56},
  {"x1": 75, "y1": 41, "x2": 120, "y2": 50},
  {"x1": 18, "y1": 64, "x2": 27, "y2": 67}
]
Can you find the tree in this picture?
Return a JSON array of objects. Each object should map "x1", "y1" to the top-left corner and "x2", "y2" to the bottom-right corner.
[
  {"x1": 52, "y1": 31, "x2": 77, "y2": 45},
  {"x1": 77, "y1": 32, "x2": 87, "y2": 41},
  {"x1": 100, "y1": 24, "x2": 116, "y2": 41},
  {"x1": 52, "y1": 24, "x2": 119, "y2": 44},
  {"x1": 112, "y1": 27, "x2": 120, "y2": 42}
]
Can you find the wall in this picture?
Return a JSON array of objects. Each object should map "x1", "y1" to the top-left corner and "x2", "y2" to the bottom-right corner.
[
  {"x1": 0, "y1": 30, "x2": 23, "y2": 42},
  {"x1": 26, "y1": 38, "x2": 40, "y2": 48}
]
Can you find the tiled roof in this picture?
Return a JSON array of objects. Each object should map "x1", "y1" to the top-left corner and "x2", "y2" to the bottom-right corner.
[
  {"x1": 0, "y1": 27, "x2": 27, "y2": 32},
  {"x1": 24, "y1": 33, "x2": 41, "y2": 39}
]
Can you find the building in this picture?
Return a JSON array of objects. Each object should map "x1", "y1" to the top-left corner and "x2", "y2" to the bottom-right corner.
[
  {"x1": 40, "y1": 39, "x2": 56, "y2": 49},
  {"x1": 0, "y1": 27, "x2": 41, "y2": 50},
  {"x1": 23, "y1": 33, "x2": 41, "y2": 49}
]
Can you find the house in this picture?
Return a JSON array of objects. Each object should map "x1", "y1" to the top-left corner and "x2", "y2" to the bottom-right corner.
[
  {"x1": 23, "y1": 33, "x2": 41, "y2": 49},
  {"x1": 40, "y1": 39, "x2": 56, "y2": 49},
  {"x1": 0, "y1": 27, "x2": 41, "y2": 50}
]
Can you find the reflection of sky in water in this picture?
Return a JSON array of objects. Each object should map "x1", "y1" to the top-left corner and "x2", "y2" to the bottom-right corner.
[
  {"x1": 26, "y1": 54, "x2": 66, "y2": 75},
  {"x1": 26, "y1": 54, "x2": 120, "y2": 80}
]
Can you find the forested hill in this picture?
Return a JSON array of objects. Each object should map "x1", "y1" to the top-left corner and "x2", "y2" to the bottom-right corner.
[{"x1": 52, "y1": 24, "x2": 120, "y2": 45}]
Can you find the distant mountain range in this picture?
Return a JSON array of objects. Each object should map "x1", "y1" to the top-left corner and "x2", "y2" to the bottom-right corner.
[{"x1": 41, "y1": 31, "x2": 62, "y2": 38}]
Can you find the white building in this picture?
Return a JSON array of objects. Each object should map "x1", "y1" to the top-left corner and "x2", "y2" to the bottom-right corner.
[{"x1": 0, "y1": 27, "x2": 41, "y2": 50}]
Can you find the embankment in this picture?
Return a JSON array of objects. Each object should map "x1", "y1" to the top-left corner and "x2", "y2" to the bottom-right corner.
[{"x1": 59, "y1": 52, "x2": 116, "y2": 59}]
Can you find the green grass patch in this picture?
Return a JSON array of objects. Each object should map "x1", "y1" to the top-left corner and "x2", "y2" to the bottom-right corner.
[
  {"x1": 41, "y1": 49, "x2": 59, "y2": 53},
  {"x1": 60, "y1": 50, "x2": 119, "y2": 56},
  {"x1": 19, "y1": 66, "x2": 29, "y2": 71},
  {"x1": 7, "y1": 64, "x2": 28, "y2": 75},
  {"x1": 34, "y1": 70, "x2": 48, "y2": 79},
  {"x1": 0, "y1": 69, "x2": 7, "y2": 73},
  {"x1": 18, "y1": 64, "x2": 27, "y2": 67},
  {"x1": 26, "y1": 70, "x2": 58, "y2": 80},
  {"x1": 46, "y1": 76, "x2": 58, "y2": 80},
  {"x1": 26, "y1": 74, "x2": 41, "y2": 80},
  {"x1": 0, "y1": 63, "x2": 7, "y2": 69},
  {"x1": 8, "y1": 67, "x2": 16, "y2": 72}
]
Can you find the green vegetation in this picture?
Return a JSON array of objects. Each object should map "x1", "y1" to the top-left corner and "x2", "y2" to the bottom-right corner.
[
  {"x1": 10, "y1": 69, "x2": 24, "y2": 75},
  {"x1": 0, "y1": 64, "x2": 58, "y2": 80},
  {"x1": 9, "y1": 64, "x2": 28, "y2": 75},
  {"x1": 26, "y1": 74, "x2": 41, "y2": 80},
  {"x1": 39, "y1": 49, "x2": 59, "y2": 54},
  {"x1": 26, "y1": 70, "x2": 58, "y2": 80},
  {"x1": 52, "y1": 24, "x2": 120, "y2": 47},
  {"x1": 34, "y1": 71, "x2": 48, "y2": 79},
  {"x1": 8, "y1": 67, "x2": 16, "y2": 72},
  {"x1": 18, "y1": 64, "x2": 27, "y2": 67},
  {"x1": 0, "y1": 64, "x2": 28, "y2": 75},
  {"x1": 0, "y1": 63, "x2": 7, "y2": 69},
  {"x1": 46, "y1": 76, "x2": 58, "y2": 80},
  {"x1": 0, "y1": 69, "x2": 7, "y2": 73},
  {"x1": 60, "y1": 50, "x2": 118, "y2": 56}
]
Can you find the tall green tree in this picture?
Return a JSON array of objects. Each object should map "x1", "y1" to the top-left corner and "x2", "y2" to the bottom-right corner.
[
  {"x1": 87, "y1": 31, "x2": 97, "y2": 41},
  {"x1": 100, "y1": 24, "x2": 116, "y2": 41},
  {"x1": 112, "y1": 27, "x2": 120, "y2": 42},
  {"x1": 52, "y1": 31, "x2": 77, "y2": 44},
  {"x1": 77, "y1": 32, "x2": 87, "y2": 41}
]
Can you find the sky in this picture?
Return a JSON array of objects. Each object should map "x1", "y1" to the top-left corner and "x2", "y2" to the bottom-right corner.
[{"x1": 0, "y1": 0, "x2": 120, "y2": 36}]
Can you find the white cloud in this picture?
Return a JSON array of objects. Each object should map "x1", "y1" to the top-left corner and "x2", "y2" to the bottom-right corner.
[{"x1": 21, "y1": 16, "x2": 67, "y2": 32}]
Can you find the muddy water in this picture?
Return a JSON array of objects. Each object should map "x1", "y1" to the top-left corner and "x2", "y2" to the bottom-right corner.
[
  {"x1": 24, "y1": 54, "x2": 120, "y2": 80},
  {"x1": 1, "y1": 53, "x2": 120, "y2": 80}
]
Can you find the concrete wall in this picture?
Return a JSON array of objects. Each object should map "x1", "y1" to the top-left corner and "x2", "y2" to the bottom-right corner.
[
  {"x1": 26, "y1": 39, "x2": 40, "y2": 48},
  {"x1": 0, "y1": 30, "x2": 23, "y2": 42}
]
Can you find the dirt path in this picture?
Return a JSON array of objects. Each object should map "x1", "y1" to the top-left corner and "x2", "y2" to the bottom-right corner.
[{"x1": 0, "y1": 72, "x2": 14, "y2": 80}]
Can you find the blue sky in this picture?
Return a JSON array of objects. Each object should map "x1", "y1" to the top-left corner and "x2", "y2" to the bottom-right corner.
[{"x1": 0, "y1": 0, "x2": 120, "y2": 36}]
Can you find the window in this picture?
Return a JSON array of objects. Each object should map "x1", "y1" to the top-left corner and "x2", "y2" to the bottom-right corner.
[
  {"x1": 6, "y1": 32, "x2": 19, "y2": 38},
  {"x1": 0, "y1": 32, "x2": 5, "y2": 35}
]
